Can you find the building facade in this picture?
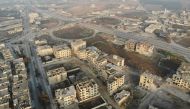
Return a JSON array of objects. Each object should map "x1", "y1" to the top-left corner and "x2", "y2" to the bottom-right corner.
[
  {"x1": 55, "y1": 86, "x2": 77, "y2": 107},
  {"x1": 53, "y1": 45, "x2": 72, "y2": 59},
  {"x1": 71, "y1": 39, "x2": 86, "y2": 52},
  {"x1": 76, "y1": 79, "x2": 99, "y2": 102},
  {"x1": 36, "y1": 45, "x2": 53, "y2": 56},
  {"x1": 167, "y1": 62, "x2": 190, "y2": 90},
  {"x1": 136, "y1": 41, "x2": 154, "y2": 57},
  {"x1": 124, "y1": 39, "x2": 136, "y2": 52},
  {"x1": 47, "y1": 67, "x2": 67, "y2": 85},
  {"x1": 107, "y1": 73, "x2": 125, "y2": 95},
  {"x1": 107, "y1": 55, "x2": 125, "y2": 67},
  {"x1": 139, "y1": 72, "x2": 162, "y2": 91}
]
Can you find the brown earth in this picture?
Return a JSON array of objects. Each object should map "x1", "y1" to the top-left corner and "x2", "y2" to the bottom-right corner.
[
  {"x1": 86, "y1": 33, "x2": 164, "y2": 76},
  {"x1": 53, "y1": 25, "x2": 94, "y2": 39}
]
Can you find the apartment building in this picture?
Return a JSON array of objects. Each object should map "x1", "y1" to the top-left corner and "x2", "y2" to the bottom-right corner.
[
  {"x1": 1, "y1": 48, "x2": 14, "y2": 61},
  {"x1": 107, "y1": 73, "x2": 125, "y2": 95},
  {"x1": 47, "y1": 67, "x2": 67, "y2": 85},
  {"x1": 76, "y1": 79, "x2": 99, "y2": 102},
  {"x1": 55, "y1": 86, "x2": 77, "y2": 107},
  {"x1": 86, "y1": 46, "x2": 108, "y2": 67},
  {"x1": 75, "y1": 49, "x2": 87, "y2": 60},
  {"x1": 0, "y1": 72, "x2": 10, "y2": 109},
  {"x1": 53, "y1": 45, "x2": 72, "y2": 59},
  {"x1": 167, "y1": 62, "x2": 190, "y2": 90},
  {"x1": 13, "y1": 58, "x2": 27, "y2": 77},
  {"x1": 124, "y1": 39, "x2": 136, "y2": 52},
  {"x1": 114, "y1": 90, "x2": 130, "y2": 106},
  {"x1": 36, "y1": 45, "x2": 53, "y2": 56},
  {"x1": 0, "y1": 60, "x2": 11, "y2": 74},
  {"x1": 71, "y1": 39, "x2": 86, "y2": 52},
  {"x1": 139, "y1": 72, "x2": 162, "y2": 91},
  {"x1": 11, "y1": 69, "x2": 31, "y2": 109},
  {"x1": 136, "y1": 41, "x2": 154, "y2": 57},
  {"x1": 107, "y1": 55, "x2": 125, "y2": 67}
]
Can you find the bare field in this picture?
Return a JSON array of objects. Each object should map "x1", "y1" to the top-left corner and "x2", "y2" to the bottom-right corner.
[
  {"x1": 175, "y1": 37, "x2": 190, "y2": 48},
  {"x1": 53, "y1": 25, "x2": 94, "y2": 39},
  {"x1": 66, "y1": 3, "x2": 119, "y2": 16},
  {"x1": 39, "y1": 19, "x2": 59, "y2": 29},
  {"x1": 92, "y1": 17, "x2": 121, "y2": 25},
  {"x1": 86, "y1": 33, "x2": 163, "y2": 76}
]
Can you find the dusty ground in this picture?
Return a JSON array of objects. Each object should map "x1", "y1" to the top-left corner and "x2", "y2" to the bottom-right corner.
[
  {"x1": 37, "y1": 35, "x2": 67, "y2": 46},
  {"x1": 39, "y1": 19, "x2": 59, "y2": 29},
  {"x1": 53, "y1": 25, "x2": 94, "y2": 39},
  {"x1": 86, "y1": 33, "x2": 164, "y2": 76},
  {"x1": 65, "y1": 3, "x2": 119, "y2": 17},
  {"x1": 92, "y1": 17, "x2": 121, "y2": 25},
  {"x1": 174, "y1": 37, "x2": 190, "y2": 48}
]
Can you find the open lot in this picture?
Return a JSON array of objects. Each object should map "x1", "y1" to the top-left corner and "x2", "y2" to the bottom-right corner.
[
  {"x1": 86, "y1": 32, "x2": 164, "y2": 76},
  {"x1": 53, "y1": 25, "x2": 94, "y2": 39},
  {"x1": 174, "y1": 37, "x2": 190, "y2": 48},
  {"x1": 92, "y1": 17, "x2": 121, "y2": 25},
  {"x1": 39, "y1": 19, "x2": 59, "y2": 29}
]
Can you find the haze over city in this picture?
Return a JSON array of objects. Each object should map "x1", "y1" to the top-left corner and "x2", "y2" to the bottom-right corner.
[{"x1": 0, "y1": 0, "x2": 190, "y2": 109}]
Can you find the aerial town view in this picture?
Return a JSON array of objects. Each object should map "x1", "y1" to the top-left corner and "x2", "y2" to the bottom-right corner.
[{"x1": 0, "y1": 0, "x2": 190, "y2": 109}]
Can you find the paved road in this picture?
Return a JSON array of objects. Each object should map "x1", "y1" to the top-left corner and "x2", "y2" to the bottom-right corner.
[
  {"x1": 29, "y1": 42, "x2": 57, "y2": 109},
  {"x1": 23, "y1": 42, "x2": 42, "y2": 109},
  {"x1": 81, "y1": 23, "x2": 190, "y2": 62}
]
